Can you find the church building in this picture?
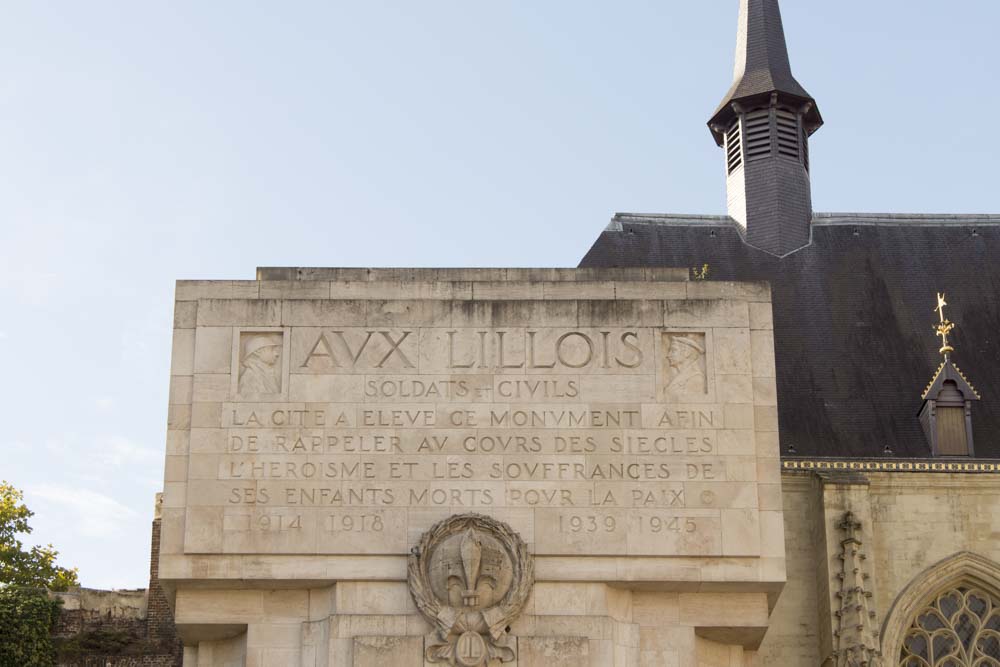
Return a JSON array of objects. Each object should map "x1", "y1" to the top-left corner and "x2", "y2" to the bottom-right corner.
[{"x1": 581, "y1": 1, "x2": 1000, "y2": 664}]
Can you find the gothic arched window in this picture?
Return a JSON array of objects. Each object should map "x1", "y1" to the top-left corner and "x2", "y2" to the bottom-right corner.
[{"x1": 898, "y1": 585, "x2": 1000, "y2": 666}]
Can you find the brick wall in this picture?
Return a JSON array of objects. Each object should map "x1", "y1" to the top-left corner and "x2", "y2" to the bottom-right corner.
[{"x1": 146, "y1": 517, "x2": 182, "y2": 651}]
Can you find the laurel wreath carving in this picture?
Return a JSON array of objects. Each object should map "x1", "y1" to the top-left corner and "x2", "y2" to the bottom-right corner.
[{"x1": 408, "y1": 513, "x2": 534, "y2": 642}]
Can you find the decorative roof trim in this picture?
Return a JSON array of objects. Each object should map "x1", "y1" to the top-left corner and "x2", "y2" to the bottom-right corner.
[
  {"x1": 922, "y1": 361, "x2": 947, "y2": 398},
  {"x1": 922, "y1": 360, "x2": 981, "y2": 400},
  {"x1": 783, "y1": 459, "x2": 1000, "y2": 473}
]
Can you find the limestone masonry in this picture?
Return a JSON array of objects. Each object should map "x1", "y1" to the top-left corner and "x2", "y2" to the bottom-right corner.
[{"x1": 162, "y1": 268, "x2": 782, "y2": 666}]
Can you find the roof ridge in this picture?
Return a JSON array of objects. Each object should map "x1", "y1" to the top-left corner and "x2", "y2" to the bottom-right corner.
[
  {"x1": 815, "y1": 213, "x2": 1000, "y2": 224},
  {"x1": 604, "y1": 212, "x2": 1000, "y2": 231},
  {"x1": 613, "y1": 213, "x2": 733, "y2": 221}
]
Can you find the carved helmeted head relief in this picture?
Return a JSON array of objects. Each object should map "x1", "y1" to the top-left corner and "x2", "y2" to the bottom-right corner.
[
  {"x1": 409, "y1": 514, "x2": 533, "y2": 666},
  {"x1": 663, "y1": 332, "x2": 707, "y2": 395},
  {"x1": 238, "y1": 332, "x2": 282, "y2": 396}
]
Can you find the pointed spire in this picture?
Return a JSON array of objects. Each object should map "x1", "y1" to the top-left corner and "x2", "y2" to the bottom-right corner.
[
  {"x1": 708, "y1": 0, "x2": 822, "y2": 256},
  {"x1": 708, "y1": 0, "x2": 821, "y2": 145}
]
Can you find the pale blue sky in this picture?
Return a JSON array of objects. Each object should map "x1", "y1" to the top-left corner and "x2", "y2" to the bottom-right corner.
[{"x1": 2, "y1": 1, "x2": 998, "y2": 589}]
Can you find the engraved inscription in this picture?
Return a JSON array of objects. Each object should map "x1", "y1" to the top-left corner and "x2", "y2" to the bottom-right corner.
[
  {"x1": 446, "y1": 330, "x2": 644, "y2": 371},
  {"x1": 184, "y1": 316, "x2": 769, "y2": 559},
  {"x1": 300, "y1": 330, "x2": 415, "y2": 369}
]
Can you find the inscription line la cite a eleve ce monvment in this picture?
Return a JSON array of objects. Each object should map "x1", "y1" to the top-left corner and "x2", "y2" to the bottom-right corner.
[{"x1": 178, "y1": 321, "x2": 776, "y2": 558}]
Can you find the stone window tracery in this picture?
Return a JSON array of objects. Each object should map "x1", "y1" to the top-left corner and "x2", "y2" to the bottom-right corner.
[{"x1": 898, "y1": 586, "x2": 1000, "y2": 666}]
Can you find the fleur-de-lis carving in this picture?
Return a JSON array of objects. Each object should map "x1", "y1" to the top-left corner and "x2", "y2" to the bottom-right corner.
[{"x1": 460, "y1": 528, "x2": 483, "y2": 607}]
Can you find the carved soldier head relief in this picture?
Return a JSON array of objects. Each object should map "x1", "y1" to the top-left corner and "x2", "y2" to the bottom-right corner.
[
  {"x1": 238, "y1": 332, "x2": 282, "y2": 396},
  {"x1": 409, "y1": 514, "x2": 533, "y2": 666}
]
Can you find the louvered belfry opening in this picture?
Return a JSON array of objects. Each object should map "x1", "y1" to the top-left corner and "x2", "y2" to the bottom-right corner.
[
  {"x1": 724, "y1": 105, "x2": 810, "y2": 176},
  {"x1": 744, "y1": 110, "x2": 772, "y2": 162},
  {"x1": 775, "y1": 109, "x2": 804, "y2": 162},
  {"x1": 724, "y1": 121, "x2": 742, "y2": 174},
  {"x1": 936, "y1": 406, "x2": 969, "y2": 456},
  {"x1": 936, "y1": 381, "x2": 970, "y2": 456}
]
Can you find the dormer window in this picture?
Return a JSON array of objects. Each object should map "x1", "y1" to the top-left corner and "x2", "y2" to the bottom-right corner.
[
  {"x1": 919, "y1": 293, "x2": 980, "y2": 457},
  {"x1": 920, "y1": 376, "x2": 979, "y2": 456},
  {"x1": 918, "y1": 363, "x2": 980, "y2": 457}
]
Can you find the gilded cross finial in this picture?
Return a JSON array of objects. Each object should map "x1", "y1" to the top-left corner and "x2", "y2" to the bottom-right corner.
[{"x1": 933, "y1": 292, "x2": 955, "y2": 357}]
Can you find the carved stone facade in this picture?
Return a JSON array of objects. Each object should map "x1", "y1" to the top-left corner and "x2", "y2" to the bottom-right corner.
[
  {"x1": 756, "y1": 472, "x2": 1000, "y2": 666},
  {"x1": 159, "y1": 268, "x2": 785, "y2": 666},
  {"x1": 155, "y1": 269, "x2": 1000, "y2": 666}
]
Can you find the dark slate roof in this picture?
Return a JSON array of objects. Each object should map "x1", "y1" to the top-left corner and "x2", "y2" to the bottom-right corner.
[
  {"x1": 579, "y1": 213, "x2": 1000, "y2": 459},
  {"x1": 709, "y1": 0, "x2": 821, "y2": 144}
]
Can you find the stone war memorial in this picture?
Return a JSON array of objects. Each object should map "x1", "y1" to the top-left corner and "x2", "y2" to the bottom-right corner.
[
  {"x1": 150, "y1": 0, "x2": 1000, "y2": 665},
  {"x1": 162, "y1": 269, "x2": 781, "y2": 665}
]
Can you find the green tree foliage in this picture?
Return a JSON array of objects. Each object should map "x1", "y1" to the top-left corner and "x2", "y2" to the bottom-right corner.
[
  {"x1": 0, "y1": 481, "x2": 78, "y2": 591},
  {"x1": 0, "y1": 587, "x2": 61, "y2": 667}
]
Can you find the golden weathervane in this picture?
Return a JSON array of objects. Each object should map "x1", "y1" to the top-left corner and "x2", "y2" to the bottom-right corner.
[{"x1": 933, "y1": 292, "x2": 955, "y2": 357}]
